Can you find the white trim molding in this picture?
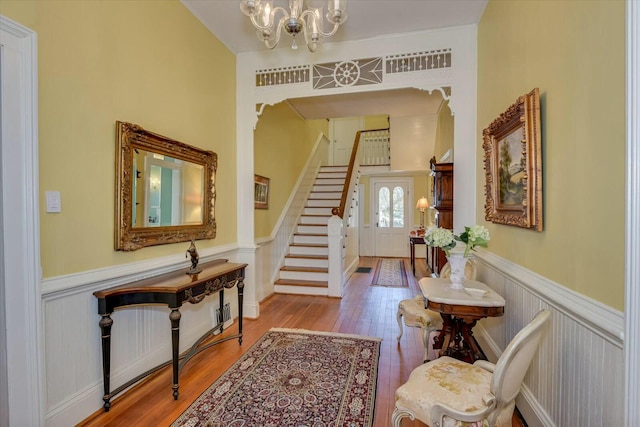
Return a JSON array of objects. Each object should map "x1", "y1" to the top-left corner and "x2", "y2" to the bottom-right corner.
[
  {"x1": 625, "y1": 0, "x2": 640, "y2": 424},
  {"x1": 0, "y1": 15, "x2": 43, "y2": 426},
  {"x1": 474, "y1": 250, "x2": 624, "y2": 427}
]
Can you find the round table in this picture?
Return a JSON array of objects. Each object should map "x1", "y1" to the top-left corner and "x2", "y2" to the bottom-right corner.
[{"x1": 419, "y1": 277, "x2": 505, "y2": 363}]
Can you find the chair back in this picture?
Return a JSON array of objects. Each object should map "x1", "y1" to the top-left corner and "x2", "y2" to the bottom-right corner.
[
  {"x1": 491, "y1": 310, "x2": 550, "y2": 405},
  {"x1": 439, "y1": 258, "x2": 477, "y2": 280}
]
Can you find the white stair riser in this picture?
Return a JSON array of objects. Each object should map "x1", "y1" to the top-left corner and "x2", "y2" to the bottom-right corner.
[
  {"x1": 309, "y1": 192, "x2": 342, "y2": 199},
  {"x1": 317, "y1": 172, "x2": 347, "y2": 179},
  {"x1": 312, "y1": 185, "x2": 344, "y2": 192},
  {"x1": 280, "y1": 270, "x2": 328, "y2": 281},
  {"x1": 304, "y1": 207, "x2": 333, "y2": 215},
  {"x1": 314, "y1": 178, "x2": 345, "y2": 185},
  {"x1": 289, "y1": 246, "x2": 328, "y2": 256},
  {"x1": 293, "y1": 235, "x2": 328, "y2": 245},
  {"x1": 307, "y1": 199, "x2": 340, "y2": 207},
  {"x1": 319, "y1": 166, "x2": 347, "y2": 172},
  {"x1": 297, "y1": 225, "x2": 327, "y2": 234},
  {"x1": 285, "y1": 257, "x2": 328, "y2": 268},
  {"x1": 300, "y1": 216, "x2": 330, "y2": 225},
  {"x1": 274, "y1": 285, "x2": 328, "y2": 296}
]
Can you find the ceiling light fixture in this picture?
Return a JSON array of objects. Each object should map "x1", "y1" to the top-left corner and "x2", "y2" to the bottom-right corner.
[{"x1": 240, "y1": 0, "x2": 348, "y2": 52}]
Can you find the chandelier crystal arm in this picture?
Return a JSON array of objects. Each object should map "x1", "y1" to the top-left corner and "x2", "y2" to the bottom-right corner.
[
  {"x1": 299, "y1": 9, "x2": 340, "y2": 38},
  {"x1": 240, "y1": 0, "x2": 347, "y2": 52},
  {"x1": 248, "y1": 5, "x2": 289, "y2": 32},
  {"x1": 262, "y1": 18, "x2": 286, "y2": 49}
]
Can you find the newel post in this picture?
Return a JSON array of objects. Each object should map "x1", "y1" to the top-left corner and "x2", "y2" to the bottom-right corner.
[{"x1": 327, "y1": 210, "x2": 344, "y2": 297}]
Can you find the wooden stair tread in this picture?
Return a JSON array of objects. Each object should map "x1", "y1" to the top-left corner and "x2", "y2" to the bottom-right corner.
[
  {"x1": 294, "y1": 233, "x2": 328, "y2": 237},
  {"x1": 280, "y1": 266, "x2": 328, "y2": 273},
  {"x1": 285, "y1": 254, "x2": 328, "y2": 260},
  {"x1": 274, "y1": 279, "x2": 328, "y2": 288},
  {"x1": 290, "y1": 243, "x2": 328, "y2": 248}
]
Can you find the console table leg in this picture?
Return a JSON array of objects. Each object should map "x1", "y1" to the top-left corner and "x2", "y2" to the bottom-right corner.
[
  {"x1": 169, "y1": 308, "x2": 181, "y2": 400},
  {"x1": 218, "y1": 290, "x2": 224, "y2": 331},
  {"x1": 98, "y1": 314, "x2": 113, "y2": 412},
  {"x1": 237, "y1": 277, "x2": 244, "y2": 344}
]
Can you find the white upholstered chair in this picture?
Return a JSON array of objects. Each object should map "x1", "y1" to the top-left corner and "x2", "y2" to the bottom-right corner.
[
  {"x1": 396, "y1": 259, "x2": 477, "y2": 362},
  {"x1": 392, "y1": 309, "x2": 551, "y2": 427}
]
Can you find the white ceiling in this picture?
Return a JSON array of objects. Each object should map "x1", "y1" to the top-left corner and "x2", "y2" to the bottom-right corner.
[
  {"x1": 182, "y1": 0, "x2": 487, "y2": 55},
  {"x1": 285, "y1": 88, "x2": 444, "y2": 119},
  {"x1": 181, "y1": 0, "x2": 487, "y2": 119}
]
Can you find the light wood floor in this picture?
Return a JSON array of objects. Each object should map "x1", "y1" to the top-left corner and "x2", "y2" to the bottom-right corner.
[{"x1": 78, "y1": 257, "x2": 525, "y2": 427}]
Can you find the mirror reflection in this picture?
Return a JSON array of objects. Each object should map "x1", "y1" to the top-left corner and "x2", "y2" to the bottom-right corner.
[
  {"x1": 132, "y1": 149, "x2": 204, "y2": 227},
  {"x1": 115, "y1": 121, "x2": 217, "y2": 251}
]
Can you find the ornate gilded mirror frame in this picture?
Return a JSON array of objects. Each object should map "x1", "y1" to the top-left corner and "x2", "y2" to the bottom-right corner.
[{"x1": 115, "y1": 121, "x2": 217, "y2": 251}]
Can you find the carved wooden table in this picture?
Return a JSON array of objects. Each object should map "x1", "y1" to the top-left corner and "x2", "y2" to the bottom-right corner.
[
  {"x1": 93, "y1": 259, "x2": 246, "y2": 411},
  {"x1": 419, "y1": 277, "x2": 505, "y2": 363}
]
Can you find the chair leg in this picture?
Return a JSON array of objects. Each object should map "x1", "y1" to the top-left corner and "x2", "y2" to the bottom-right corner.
[
  {"x1": 396, "y1": 309, "x2": 404, "y2": 342},
  {"x1": 422, "y1": 326, "x2": 429, "y2": 362},
  {"x1": 391, "y1": 406, "x2": 415, "y2": 427}
]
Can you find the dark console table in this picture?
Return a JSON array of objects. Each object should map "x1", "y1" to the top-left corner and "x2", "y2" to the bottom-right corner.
[
  {"x1": 93, "y1": 258, "x2": 246, "y2": 411},
  {"x1": 409, "y1": 235, "x2": 426, "y2": 275}
]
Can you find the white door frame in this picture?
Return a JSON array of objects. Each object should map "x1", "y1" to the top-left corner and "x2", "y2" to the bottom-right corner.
[
  {"x1": 370, "y1": 176, "x2": 413, "y2": 257},
  {"x1": 0, "y1": 15, "x2": 43, "y2": 426},
  {"x1": 625, "y1": 1, "x2": 640, "y2": 424}
]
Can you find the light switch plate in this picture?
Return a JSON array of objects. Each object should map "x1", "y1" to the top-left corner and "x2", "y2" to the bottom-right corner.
[{"x1": 46, "y1": 191, "x2": 61, "y2": 213}]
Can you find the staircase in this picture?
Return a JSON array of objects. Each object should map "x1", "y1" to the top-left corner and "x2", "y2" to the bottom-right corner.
[{"x1": 274, "y1": 165, "x2": 347, "y2": 295}]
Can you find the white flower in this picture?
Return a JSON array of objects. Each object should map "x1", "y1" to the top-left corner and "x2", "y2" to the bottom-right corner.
[{"x1": 424, "y1": 224, "x2": 490, "y2": 257}]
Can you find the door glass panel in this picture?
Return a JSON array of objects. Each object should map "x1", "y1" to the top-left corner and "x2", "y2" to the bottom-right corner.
[
  {"x1": 392, "y1": 186, "x2": 404, "y2": 227},
  {"x1": 378, "y1": 187, "x2": 390, "y2": 227}
]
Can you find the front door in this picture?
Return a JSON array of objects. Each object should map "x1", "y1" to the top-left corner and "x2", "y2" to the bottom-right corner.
[{"x1": 373, "y1": 178, "x2": 412, "y2": 257}]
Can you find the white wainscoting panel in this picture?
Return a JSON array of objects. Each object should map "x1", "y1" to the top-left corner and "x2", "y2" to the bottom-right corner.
[
  {"x1": 41, "y1": 245, "x2": 241, "y2": 427},
  {"x1": 473, "y1": 251, "x2": 624, "y2": 427}
]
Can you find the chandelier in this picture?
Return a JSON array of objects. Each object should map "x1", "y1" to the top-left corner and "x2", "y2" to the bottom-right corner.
[{"x1": 240, "y1": 0, "x2": 348, "y2": 52}]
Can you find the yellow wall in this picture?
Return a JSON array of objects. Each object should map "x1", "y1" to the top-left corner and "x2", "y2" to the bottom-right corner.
[
  {"x1": 478, "y1": 0, "x2": 625, "y2": 310},
  {"x1": 434, "y1": 101, "x2": 454, "y2": 161},
  {"x1": 365, "y1": 115, "x2": 389, "y2": 130},
  {"x1": 254, "y1": 103, "x2": 328, "y2": 238},
  {"x1": 1, "y1": 0, "x2": 237, "y2": 278}
]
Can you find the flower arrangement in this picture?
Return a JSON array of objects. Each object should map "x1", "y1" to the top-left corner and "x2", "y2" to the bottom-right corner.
[{"x1": 425, "y1": 225, "x2": 490, "y2": 257}]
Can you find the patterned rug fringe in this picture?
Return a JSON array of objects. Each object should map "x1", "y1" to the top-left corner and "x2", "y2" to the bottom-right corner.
[{"x1": 269, "y1": 327, "x2": 383, "y2": 341}]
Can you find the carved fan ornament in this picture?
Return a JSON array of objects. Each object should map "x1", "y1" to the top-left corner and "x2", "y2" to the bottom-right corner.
[{"x1": 482, "y1": 88, "x2": 542, "y2": 231}]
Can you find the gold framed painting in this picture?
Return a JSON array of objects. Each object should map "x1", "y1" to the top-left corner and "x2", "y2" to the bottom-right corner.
[
  {"x1": 482, "y1": 88, "x2": 543, "y2": 231},
  {"x1": 254, "y1": 174, "x2": 270, "y2": 209}
]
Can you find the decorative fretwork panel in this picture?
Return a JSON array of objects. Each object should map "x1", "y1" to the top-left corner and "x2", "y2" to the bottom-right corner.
[
  {"x1": 385, "y1": 49, "x2": 452, "y2": 74},
  {"x1": 254, "y1": 49, "x2": 452, "y2": 89},
  {"x1": 256, "y1": 65, "x2": 311, "y2": 87},
  {"x1": 313, "y1": 57, "x2": 383, "y2": 89}
]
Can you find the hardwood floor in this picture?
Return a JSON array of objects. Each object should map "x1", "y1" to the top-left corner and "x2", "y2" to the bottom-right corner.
[{"x1": 78, "y1": 257, "x2": 525, "y2": 427}]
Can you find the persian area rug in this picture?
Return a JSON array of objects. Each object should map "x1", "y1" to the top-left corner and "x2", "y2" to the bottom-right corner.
[
  {"x1": 172, "y1": 328, "x2": 382, "y2": 427},
  {"x1": 370, "y1": 258, "x2": 409, "y2": 287}
]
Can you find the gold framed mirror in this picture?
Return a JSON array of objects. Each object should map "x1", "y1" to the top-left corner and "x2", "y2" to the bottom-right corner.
[{"x1": 115, "y1": 121, "x2": 217, "y2": 251}]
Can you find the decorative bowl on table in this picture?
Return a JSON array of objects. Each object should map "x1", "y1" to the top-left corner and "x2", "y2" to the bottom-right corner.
[{"x1": 464, "y1": 287, "x2": 490, "y2": 297}]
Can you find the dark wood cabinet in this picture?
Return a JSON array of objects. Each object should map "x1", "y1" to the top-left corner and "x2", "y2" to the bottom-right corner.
[{"x1": 429, "y1": 158, "x2": 453, "y2": 276}]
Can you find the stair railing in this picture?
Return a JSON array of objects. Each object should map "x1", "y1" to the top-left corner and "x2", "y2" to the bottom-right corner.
[{"x1": 360, "y1": 128, "x2": 390, "y2": 166}]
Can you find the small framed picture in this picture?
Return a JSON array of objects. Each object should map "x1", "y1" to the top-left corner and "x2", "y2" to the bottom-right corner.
[
  {"x1": 254, "y1": 174, "x2": 270, "y2": 210},
  {"x1": 482, "y1": 88, "x2": 543, "y2": 231}
]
